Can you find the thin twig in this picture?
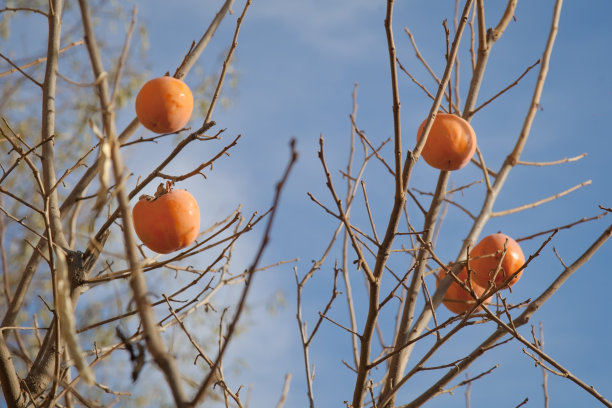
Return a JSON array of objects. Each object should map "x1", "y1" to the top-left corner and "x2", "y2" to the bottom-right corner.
[
  {"x1": 516, "y1": 212, "x2": 606, "y2": 242},
  {"x1": 361, "y1": 181, "x2": 380, "y2": 245},
  {"x1": 110, "y1": 6, "x2": 137, "y2": 105},
  {"x1": 163, "y1": 295, "x2": 244, "y2": 408},
  {"x1": 470, "y1": 59, "x2": 540, "y2": 115},
  {"x1": 306, "y1": 267, "x2": 342, "y2": 345},
  {"x1": 157, "y1": 134, "x2": 240, "y2": 181},
  {"x1": 491, "y1": 180, "x2": 591, "y2": 217},
  {"x1": 0, "y1": 52, "x2": 43, "y2": 87},
  {"x1": 0, "y1": 7, "x2": 48, "y2": 17},
  {"x1": 318, "y1": 137, "x2": 375, "y2": 284},
  {"x1": 0, "y1": 40, "x2": 82, "y2": 78},
  {"x1": 204, "y1": 0, "x2": 251, "y2": 123},
  {"x1": 190, "y1": 139, "x2": 297, "y2": 407},
  {"x1": 344, "y1": 83, "x2": 362, "y2": 369},
  {"x1": 453, "y1": 0, "x2": 461, "y2": 111},
  {"x1": 403, "y1": 28, "x2": 457, "y2": 112},
  {"x1": 275, "y1": 374, "x2": 292, "y2": 408},
  {"x1": 539, "y1": 321, "x2": 550, "y2": 408},
  {"x1": 296, "y1": 268, "x2": 316, "y2": 408},
  {"x1": 174, "y1": 0, "x2": 234, "y2": 79},
  {"x1": 396, "y1": 58, "x2": 449, "y2": 114},
  {"x1": 517, "y1": 153, "x2": 587, "y2": 166}
]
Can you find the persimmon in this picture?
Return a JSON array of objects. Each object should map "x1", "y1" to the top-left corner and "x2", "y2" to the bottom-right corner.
[
  {"x1": 469, "y1": 233, "x2": 525, "y2": 289},
  {"x1": 436, "y1": 268, "x2": 490, "y2": 314},
  {"x1": 135, "y1": 76, "x2": 194, "y2": 134},
  {"x1": 416, "y1": 113, "x2": 477, "y2": 171},
  {"x1": 132, "y1": 183, "x2": 200, "y2": 254}
]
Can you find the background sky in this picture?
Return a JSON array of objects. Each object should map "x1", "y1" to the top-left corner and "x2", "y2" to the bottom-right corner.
[
  {"x1": 168, "y1": 1, "x2": 610, "y2": 406},
  {"x1": 3, "y1": 0, "x2": 612, "y2": 407}
]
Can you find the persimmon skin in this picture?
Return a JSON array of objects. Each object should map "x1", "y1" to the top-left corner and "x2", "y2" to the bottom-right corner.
[
  {"x1": 436, "y1": 268, "x2": 490, "y2": 314},
  {"x1": 135, "y1": 76, "x2": 194, "y2": 134},
  {"x1": 469, "y1": 233, "x2": 525, "y2": 289},
  {"x1": 132, "y1": 189, "x2": 200, "y2": 254},
  {"x1": 416, "y1": 113, "x2": 477, "y2": 171}
]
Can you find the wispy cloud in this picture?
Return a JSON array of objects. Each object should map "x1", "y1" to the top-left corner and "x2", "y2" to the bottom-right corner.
[{"x1": 252, "y1": 0, "x2": 383, "y2": 59}]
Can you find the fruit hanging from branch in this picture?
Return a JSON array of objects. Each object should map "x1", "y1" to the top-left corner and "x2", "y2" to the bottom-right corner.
[
  {"x1": 132, "y1": 182, "x2": 200, "y2": 254},
  {"x1": 135, "y1": 76, "x2": 194, "y2": 134},
  {"x1": 469, "y1": 233, "x2": 525, "y2": 289},
  {"x1": 416, "y1": 113, "x2": 477, "y2": 171},
  {"x1": 436, "y1": 267, "x2": 490, "y2": 314}
]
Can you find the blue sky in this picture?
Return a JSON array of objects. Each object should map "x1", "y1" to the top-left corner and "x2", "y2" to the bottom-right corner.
[
  {"x1": 167, "y1": 2, "x2": 611, "y2": 406},
  {"x1": 2, "y1": 0, "x2": 612, "y2": 407}
]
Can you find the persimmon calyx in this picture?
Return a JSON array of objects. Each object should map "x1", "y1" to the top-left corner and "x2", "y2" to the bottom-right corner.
[{"x1": 138, "y1": 181, "x2": 175, "y2": 202}]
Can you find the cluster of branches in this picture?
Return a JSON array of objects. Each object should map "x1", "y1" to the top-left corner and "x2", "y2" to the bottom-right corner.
[
  {"x1": 1, "y1": 0, "x2": 611, "y2": 408},
  {"x1": 0, "y1": 1, "x2": 298, "y2": 407},
  {"x1": 296, "y1": 1, "x2": 612, "y2": 407}
]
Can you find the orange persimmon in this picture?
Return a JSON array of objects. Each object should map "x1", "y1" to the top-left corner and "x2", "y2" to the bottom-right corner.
[
  {"x1": 135, "y1": 76, "x2": 194, "y2": 134},
  {"x1": 416, "y1": 113, "x2": 477, "y2": 171},
  {"x1": 469, "y1": 233, "x2": 525, "y2": 289},
  {"x1": 436, "y1": 268, "x2": 490, "y2": 314},
  {"x1": 132, "y1": 183, "x2": 200, "y2": 254}
]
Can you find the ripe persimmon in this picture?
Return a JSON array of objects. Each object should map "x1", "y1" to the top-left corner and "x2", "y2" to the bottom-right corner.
[
  {"x1": 135, "y1": 76, "x2": 194, "y2": 134},
  {"x1": 469, "y1": 233, "x2": 525, "y2": 289},
  {"x1": 436, "y1": 268, "x2": 490, "y2": 314},
  {"x1": 132, "y1": 183, "x2": 200, "y2": 254},
  {"x1": 416, "y1": 113, "x2": 477, "y2": 171}
]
